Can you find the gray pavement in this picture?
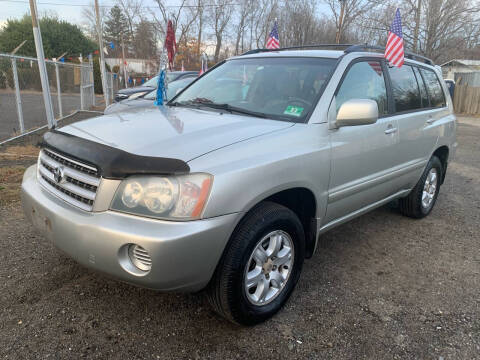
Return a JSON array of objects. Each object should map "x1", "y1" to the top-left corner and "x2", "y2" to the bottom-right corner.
[{"x1": 0, "y1": 91, "x2": 101, "y2": 141}]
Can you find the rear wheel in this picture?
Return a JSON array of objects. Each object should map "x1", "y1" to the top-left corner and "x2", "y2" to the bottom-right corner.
[
  {"x1": 206, "y1": 202, "x2": 305, "y2": 325},
  {"x1": 399, "y1": 156, "x2": 443, "y2": 218}
]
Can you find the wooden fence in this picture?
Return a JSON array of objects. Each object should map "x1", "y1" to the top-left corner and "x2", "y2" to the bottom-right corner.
[{"x1": 453, "y1": 85, "x2": 480, "y2": 114}]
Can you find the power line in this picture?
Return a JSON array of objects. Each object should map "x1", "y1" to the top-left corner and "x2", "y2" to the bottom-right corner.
[{"x1": 0, "y1": 0, "x2": 243, "y2": 8}]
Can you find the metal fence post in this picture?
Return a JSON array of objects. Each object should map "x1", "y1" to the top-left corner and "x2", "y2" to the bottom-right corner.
[
  {"x1": 89, "y1": 54, "x2": 95, "y2": 107},
  {"x1": 110, "y1": 73, "x2": 114, "y2": 103},
  {"x1": 10, "y1": 58, "x2": 25, "y2": 133},
  {"x1": 54, "y1": 61, "x2": 63, "y2": 118},
  {"x1": 80, "y1": 66, "x2": 85, "y2": 110}
]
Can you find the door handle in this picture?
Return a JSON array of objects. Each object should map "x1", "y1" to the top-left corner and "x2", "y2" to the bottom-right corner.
[
  {"x1": 426, "y1": 118, "x2": 435, "y2": 124},
  {"x1": 385, "y1": 127, "x2": 397, "y2": 135}
]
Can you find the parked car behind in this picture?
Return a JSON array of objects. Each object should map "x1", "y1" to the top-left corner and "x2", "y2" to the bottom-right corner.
[
  {"x1": 114, "y1": 71, "x2": 197, "y2": 102},
  {"x1": 22, "y1": 46, "x2": 456, "y2": 326},
  {"x1": 105, "y1": 77, "x2": 196, "y2": 115}
]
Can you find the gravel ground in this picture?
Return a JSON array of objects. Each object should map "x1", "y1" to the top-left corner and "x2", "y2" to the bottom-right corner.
[{"x1": 0, "y1": 116, "x2": 479, "y2": 359}]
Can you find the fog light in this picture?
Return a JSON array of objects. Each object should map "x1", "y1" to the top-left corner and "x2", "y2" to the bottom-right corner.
[{"x1": 128, "y1": 244, "x2": 152, "y2": 272}]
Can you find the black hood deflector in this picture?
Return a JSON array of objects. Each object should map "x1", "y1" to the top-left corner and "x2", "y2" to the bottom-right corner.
[{"x1": 42, "y1": 130, "x2": 190, "y2": 179}]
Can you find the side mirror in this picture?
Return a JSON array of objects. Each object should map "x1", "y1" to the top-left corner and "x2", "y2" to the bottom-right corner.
[{"x1": 336, "y1": 99, "x2": 379, "y2": 127}]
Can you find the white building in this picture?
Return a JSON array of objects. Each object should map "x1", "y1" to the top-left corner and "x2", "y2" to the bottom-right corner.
[
  {"x1": 441, "y1": 59, "x2": 480, "y2": 80},
  {"x1": 105, "y1": 58, "x2": 158, "y2": 75}
]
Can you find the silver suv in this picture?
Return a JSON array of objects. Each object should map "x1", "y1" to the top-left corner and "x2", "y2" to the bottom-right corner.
[{"x1": 22, "y1": 45, "x2": 457, "y2": 325}]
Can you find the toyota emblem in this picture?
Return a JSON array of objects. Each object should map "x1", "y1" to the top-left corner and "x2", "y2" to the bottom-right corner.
[{"x1": 53, "y1": 166, "x2": 65, "y2": 184}]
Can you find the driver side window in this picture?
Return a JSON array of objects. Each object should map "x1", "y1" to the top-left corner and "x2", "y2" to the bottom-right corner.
[{"x1": 336, "y1": 61, "x2": 388, "y2": 116}]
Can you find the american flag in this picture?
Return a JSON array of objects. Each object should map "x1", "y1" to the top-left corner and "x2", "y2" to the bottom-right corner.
[
  {"x1": 266, "y1": 22, "x2": 280, "y2": 49},
  {"x1": 384, "y1": 9, "x2": 404, "y2": 68},
  {"x1": 368, "y1": 61, "x2": 383, "y2": 76}
]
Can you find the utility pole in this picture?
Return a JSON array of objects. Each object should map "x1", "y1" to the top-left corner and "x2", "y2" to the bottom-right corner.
[
  {"x1": 413, "y1": 0, "x2": 422, "y2": 53},
  {"x1": 336, "y1": 0, "x2": 346, "y2": 44},
  {"x1": 29, "y1": 0, "x2": 56, "y2": 128},
  {"x1": 121, "y1": 35, "x2": 128, "y2": 89},
  {"x1": 94, "y1": 0, "x2": 110, "y2": 106}
]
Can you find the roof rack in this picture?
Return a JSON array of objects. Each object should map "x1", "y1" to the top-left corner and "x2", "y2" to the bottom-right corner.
[
  {"x1": 345, "y1": 44, "x2": 434, "y2": 65},
  {"x1": 241, "y1": 44, "x2": 355, "y2": 56},
  {"x1": 241, "y1": 43, "x2": 434, "y2": 65}
]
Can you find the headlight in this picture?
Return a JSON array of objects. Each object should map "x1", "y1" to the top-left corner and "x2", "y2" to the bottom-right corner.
[
  {"x1": 128, "y1": 91, "x2": 148, "y2": 100},
  {"x1": 110, "y1": 173, "x2": 213, "y2": 220}
]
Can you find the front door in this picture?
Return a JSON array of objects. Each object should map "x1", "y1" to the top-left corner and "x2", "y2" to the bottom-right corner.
[{"x1": 324, "y1": 59, "x2": 402, "y2": 224}]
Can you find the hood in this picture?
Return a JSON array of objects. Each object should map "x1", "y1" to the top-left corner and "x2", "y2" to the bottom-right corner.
[
  {"x1": 116, "y1": 86, "x2": 155, "y2": 96},
  {"x1": 104, "y1": 99, "x2": 154, "y2": 115},
  {"x1": 58, "y1": 106, "x2": 294, "y2": 162}
]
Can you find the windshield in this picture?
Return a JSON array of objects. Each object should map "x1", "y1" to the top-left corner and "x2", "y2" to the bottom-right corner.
[
  {"x1": 144, "y1": 77, "x2": 196, "y2": 100},
  {"x1": 144, "y1": 76, "x2": 158, "y2": 87},
  {"x1": 170, "y1": 57, "x2": 336, "y2": 122},
  {"x1": 143, "y1": 73, "x2": 193, "y2": 88}
]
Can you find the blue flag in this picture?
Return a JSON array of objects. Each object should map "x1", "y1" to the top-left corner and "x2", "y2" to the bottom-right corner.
[{"x1": 154, "y1": 70, "x2": 167, "y2": 106}]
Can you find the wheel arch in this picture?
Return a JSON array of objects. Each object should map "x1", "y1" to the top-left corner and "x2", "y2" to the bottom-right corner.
[
  {"x1": 244, "y1": 187, "x2": 319, "y2": 259},
  {"x1": 432, "y1": 145, "x2": 449, "y2": 184}
]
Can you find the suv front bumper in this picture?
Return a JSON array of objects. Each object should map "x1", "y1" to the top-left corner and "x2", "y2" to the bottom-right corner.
[{"x1": 21, "y1": 165, "x2": 239, "y2": 292}]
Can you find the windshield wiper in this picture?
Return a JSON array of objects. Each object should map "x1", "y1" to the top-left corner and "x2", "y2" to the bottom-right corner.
[
  {"x1": 168, "y1": 99, "x2": 270, "y2": 119},
  {"x1": 168, "y1": 97, "x2": 212, "y2": 107},
  {"x1": 193, "y1": 102, "x2": 269, "y2": 119}
]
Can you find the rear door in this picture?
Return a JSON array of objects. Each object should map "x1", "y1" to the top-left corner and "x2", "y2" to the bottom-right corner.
[
  {"x1": 324, "y1": 59, "x2": 402, "y2": 223},
  {"x1": 386, "y1": 64, "x2": 446, "y2": 188}
]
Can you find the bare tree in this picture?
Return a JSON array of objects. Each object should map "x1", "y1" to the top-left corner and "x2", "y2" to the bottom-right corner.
[
  {"x1": 279, "y1": 0, "x2": 323, "y2": 46},
  {"x1": 117, "y1": 0, "x2": 144, "y2": 40},
  {"x1": 323, "y1": 0, "x2": 383, "y2": 43},
  {"x1": 420, "y1": 0, "x2": 480, "y2": 61},
  {"x1": 150, "y1": 0, "x2": 184, "y2": 40},
  {"x1": 81, "y1": 1, "x2": 107, "y2": 40},
  {"x1": 234, "y1": 0, "x2": 254, "y2": 55},
  {"x1": 363, "y1": 0, "x2": 480, "y2": 61},
  {"x1": 208, "y1": 0, "x2": 233, "y2": 62},
  {"x1": 188, "y1": 0, "x2": 206, "y2": 56},
  {"x1": 124, "y1": 0, "x2": 480, "y2": 67}
]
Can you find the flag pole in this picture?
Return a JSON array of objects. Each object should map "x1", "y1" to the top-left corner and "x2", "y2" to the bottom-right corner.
[
  {"x1": 121, "y1": 34, "x2": 128, "y2": 89},
  {"x1": 95, "y1": 0, "x2": 110, "y2": 106},
  {"x1": 29, "y1": 0, "x2": 56, "y2": 129}
]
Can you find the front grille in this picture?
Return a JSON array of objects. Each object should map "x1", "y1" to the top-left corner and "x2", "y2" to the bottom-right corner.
[{"x1": 37, "y1": 148, "x2": 101, "y2": 211}]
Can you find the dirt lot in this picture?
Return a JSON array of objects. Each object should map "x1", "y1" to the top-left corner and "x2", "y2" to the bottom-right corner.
[{"x1": 0, "y1": 116, "x2": 479, "y2": 359}]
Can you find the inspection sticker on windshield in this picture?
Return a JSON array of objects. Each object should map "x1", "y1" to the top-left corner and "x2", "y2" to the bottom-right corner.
[{"x1": 284, "y1": 105, "x2": 304, "y2": 117}]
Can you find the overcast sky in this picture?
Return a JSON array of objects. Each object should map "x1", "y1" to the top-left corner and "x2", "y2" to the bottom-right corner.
[
  {"x1": 0, "y1": 0, "x2": 190, "y2": 25},
  {"x1": 1, "y1": 0, "x2": 330, "y2": 26}
]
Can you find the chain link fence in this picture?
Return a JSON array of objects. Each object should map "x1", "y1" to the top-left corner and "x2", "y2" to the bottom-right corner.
[{"x1": 0, "y1": 53, "x2": 98, "y2": 143}]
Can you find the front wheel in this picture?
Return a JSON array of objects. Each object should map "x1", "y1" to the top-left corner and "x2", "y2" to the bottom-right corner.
[
  {"x1": 206, "y1": 202, "x2": 305, "y2": 325},
  {"x1": 399, "y1": 156, "x2": 443, "y2": 218}
]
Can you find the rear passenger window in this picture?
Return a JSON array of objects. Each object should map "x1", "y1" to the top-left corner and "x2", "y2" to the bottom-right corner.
[
  {"x1": 420, "y1": 68, "x2": 446, "y2": 108},
  {"x1": 336, "y1": 61, "x2": 388, "y2": 115},
  {"x1": 389, "y1": 65, "x2": 422, "y2": 112},
  {"x1": 413, "y1": 67, "x2": 429, "y2": 108}
]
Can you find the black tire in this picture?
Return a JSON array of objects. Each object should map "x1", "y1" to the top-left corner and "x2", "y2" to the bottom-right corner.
[
  {"x1": 206, "y1": 201, "x2": 305, "y2": 325},
  {"x1": 399, "y1": 156, "x2": 443, "y2": 218}
]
